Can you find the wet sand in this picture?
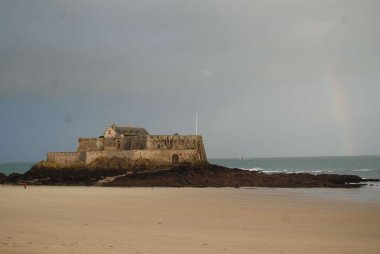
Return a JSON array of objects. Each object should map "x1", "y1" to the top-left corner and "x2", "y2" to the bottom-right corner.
[{"x1": 0, "y1": 186, "x2": 379, "y2": 254}]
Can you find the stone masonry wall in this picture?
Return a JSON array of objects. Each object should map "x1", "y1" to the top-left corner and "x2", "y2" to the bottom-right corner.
[
  {"x1": 77, "y1": 138, "x2": 102, "y2": 152},
  {"x1": 146, "y1": 135, "x2": 207, "y2": 160},
  {"x1": 195, "y1": 136, "x2": 207, "y2": 161},
  {"x1": 128, "y1": 136, "x2": 147, "y2": 150},
  {"x1": 132, "y1": 149, "x2": 201, "y2": 164},
  {"x1": 50, "y1": 135, "x2": 207, "y2": 167},
  {"x1": 77, "y1": 136, "x2": 148, "y2": 152},
  {"x1": 84, "y1": 149, "x2": 200, "y2": 165},
  {"x1": 77, "y1": 135, "x2": 204, "y2": 154},
  {"x1": 146, "y1": 135, "x2": 196, "y2": 150},
  {"x1": 84, "y1": 150, "x2": 133, "y2": 164},
  {"x1": 47, "y1": 152, "x2": 82, "y2": 166}
]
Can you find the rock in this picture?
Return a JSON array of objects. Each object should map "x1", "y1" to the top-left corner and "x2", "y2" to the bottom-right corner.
[
  {"x1": 2, "y1": 158, "x2": 371, "y2": 188},
  {"x1": 21, "y1": 167, "x2": 126, "y2": 186},
  {"x1": 4, "y1": 173, "x2": 23, "y2": 183},
  {"x1": 30, "y1": 157, "x2": 170, "y2": 172},
  {"x1": 0, "y1": 172, "x2": 6, "y2": 183},
  {"x1": 104, "y1": 163, "x2": 366, "y2": 188},
  {"x1": 32, "y1": 160, "x2": 62, "y2": 169}
]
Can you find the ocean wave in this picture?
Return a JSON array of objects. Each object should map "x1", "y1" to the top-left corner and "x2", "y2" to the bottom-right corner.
[
  {"x1": 240, "y1": 168, "x2": 325, "y2": 174},
  {"x1": 240, "y1": 168, "x2": 288, "y2": 173},
  {"x1": 292, "y1": 170, "x2": 322, "y2": 174},
  {"x1": 240, "y1": 167, "x2": 263, "y2": 171},
  {"x1": 353, "y1": 169, "x2": 374, "y2": 172},
  {"x1": 262, "y1": 170, "x2": 288, "y2": 173}
]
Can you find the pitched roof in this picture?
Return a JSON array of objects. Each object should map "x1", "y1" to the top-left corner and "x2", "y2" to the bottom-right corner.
[{"x1": 114, "y1": 126, "x2": 149, "y2": 136}]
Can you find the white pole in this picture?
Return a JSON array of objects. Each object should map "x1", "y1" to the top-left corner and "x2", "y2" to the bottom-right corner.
[{"x1": 196, "y1": 112, "x2": 198, "y2": 136}]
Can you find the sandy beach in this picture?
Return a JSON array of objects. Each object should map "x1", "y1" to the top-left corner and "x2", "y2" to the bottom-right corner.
[{"x1": 0, "y1": 186, "x2": 379, "y2": 254}]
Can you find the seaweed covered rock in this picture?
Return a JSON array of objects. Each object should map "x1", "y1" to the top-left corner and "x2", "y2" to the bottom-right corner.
[
  {"x1": 22, "y1": 167, "x2": 125, "y2": 186},
  {"x1": 1, "y1": 158, "x2": 369, "y2": 188},
  {"x1": 3, "y1": 173, "x2": 23, "y2": 184},
  {"x1": 104, "y1": 163, "x2": 365, "y2": 188},
  {"x1": 0, "y1": 172, "x2": 7, "y2": 184},
  {"x1": 3, "y1": 156, "x2": 171, "y2": 185}
]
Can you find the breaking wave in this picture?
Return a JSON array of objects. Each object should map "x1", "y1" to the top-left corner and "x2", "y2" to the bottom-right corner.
[
  {"x1": 240, "y1": 167, "x2": 263, "y2": 172},
  {"x1": 353, "y1": 169, "x2": 374, "y2": 172},
  {"x1": 240, "y1": 168, "x2": 324, "y2": 174}
]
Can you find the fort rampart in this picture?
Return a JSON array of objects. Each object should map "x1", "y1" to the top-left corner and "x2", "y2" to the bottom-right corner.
[
  {"x1": 47, "y1": 152, "x2": 83, "y2": 166},
  {"x1": 47, "y1": 134, "x2": 207, "y2": 167}
]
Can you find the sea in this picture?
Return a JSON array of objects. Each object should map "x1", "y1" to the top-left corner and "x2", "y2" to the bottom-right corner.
[
  {"x1": 209, "y1": 155, "x2": 380, "y2": 180},
  {"x1": 209, "y1": 155, "x2": 380, "y2": 203},
  {"x1": 1, "y1": 156, "x2": 380, "y2": 202},
  {"x1": 0, "y1": 162, "x2": 35, "y2": 176}
]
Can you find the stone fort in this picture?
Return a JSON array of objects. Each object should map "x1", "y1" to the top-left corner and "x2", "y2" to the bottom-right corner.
[{"x1": 47, "y1": 124, "x2": 207, "y2": 167}]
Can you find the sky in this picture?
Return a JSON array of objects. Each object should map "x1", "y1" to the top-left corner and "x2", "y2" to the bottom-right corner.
[{"x1": 0, "y1": 0, "x2": 379, "y2": 162}]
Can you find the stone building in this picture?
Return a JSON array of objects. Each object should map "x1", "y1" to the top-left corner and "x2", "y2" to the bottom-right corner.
[{"x1": 47, "y1": 124, "x2": 207, "y2": 167}]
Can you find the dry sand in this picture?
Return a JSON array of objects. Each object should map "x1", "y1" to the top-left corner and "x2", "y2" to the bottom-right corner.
[{"x1": 0, "y1": 186, "x2": 379, "y2": 254}]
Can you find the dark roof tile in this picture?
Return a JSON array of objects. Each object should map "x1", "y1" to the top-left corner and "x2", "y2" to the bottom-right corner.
[{"x1": 114, "y1": 126, "x2": 149, "y2": 136}]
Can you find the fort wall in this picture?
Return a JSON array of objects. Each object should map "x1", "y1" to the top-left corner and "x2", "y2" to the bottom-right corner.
[
  {"x1": 84, "y1": 149, "x2": 201, "y2": 165},
  {"x1": 128, "y1": 136, "x2": 147, "y2": 150},
  {"x1": 77, "y1": 138, "x2": 101, "y2": 152},
  {"x1": 132, "y1": 149, "x2": 201, "y2": 165},
  {"x1": 77, "y1": 136, "x2": 148, "y2": 152},
  {"x1": 146, "y1": 135, "x2": 199, "y2": 150},
  {"x1": 84, "y1": 150, "x2": 133, "y2": 164},
  {"x1": 49, "y1": 133, "x2": 207, "y2": 167},
  {"x1": 47, "y1": 152, "x2": 83, "y2": 165}
]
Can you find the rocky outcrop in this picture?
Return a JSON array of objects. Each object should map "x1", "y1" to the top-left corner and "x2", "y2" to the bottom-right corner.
[
  {"x1": 0, "y1": 172, "x2": 6, "y2": 184},
  {"x1": 104, "y1": 163, "x2": 364, "y2": 188},
  {"x1": 2, "y1": 157, "x2": 170, "y2": 186},
  {"x1": 1, "y1": 159, "x2": 369, "y2": 188},
  {"x1": 32, "y1": 157, "x2": 170, "y2": 171},
  {"x1": 20, "y1": 167, "x2": 126, "y2": 186}
]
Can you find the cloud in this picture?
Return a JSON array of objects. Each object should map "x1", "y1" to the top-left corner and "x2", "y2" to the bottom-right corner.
[
  {"x1": 1, "y1": 0, "x2": 380, "y2": 160},
  {"x1": 199, "y1": 69, "x2": 215, "y2": 81}
]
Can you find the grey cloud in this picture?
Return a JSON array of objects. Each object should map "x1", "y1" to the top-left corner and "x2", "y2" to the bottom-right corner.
[{"x1": 0, "y1": 0, "x2": 379, "y2": 160}]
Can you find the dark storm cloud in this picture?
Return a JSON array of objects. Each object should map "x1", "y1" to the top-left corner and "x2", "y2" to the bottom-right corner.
[{"x1": 0, "y1": 0, "x2": 379, "y2": 161}]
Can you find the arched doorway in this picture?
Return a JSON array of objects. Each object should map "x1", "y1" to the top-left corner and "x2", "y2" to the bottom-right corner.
[{"x1": 172, "y1": 154, "x2": 179, "y2": 165}]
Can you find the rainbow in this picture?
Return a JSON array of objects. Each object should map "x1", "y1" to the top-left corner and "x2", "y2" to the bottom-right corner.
[{"x1": 326, "y1": 64, "x2": 356, "y2": 155}]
